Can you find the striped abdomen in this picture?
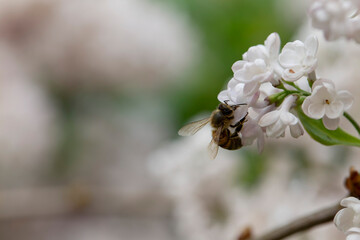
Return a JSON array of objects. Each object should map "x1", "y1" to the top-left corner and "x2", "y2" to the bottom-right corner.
[{"x1": 212, "y1": 128, "x2": 243, "y2": 150}]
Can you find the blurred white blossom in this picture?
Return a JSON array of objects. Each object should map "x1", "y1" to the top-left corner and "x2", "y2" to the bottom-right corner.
[
  {"x1": 309, "y1": 0, "x2": 360, "y2": 43},
  {"x1": 0, "y1": 45, "x2": 59, "y2": 187},
  {"x1": 334, "y1": 197, "x2": 360, "y2": 240},
  {"x1": 150, "y1": 126, "x2": 345, "y2": 240},
  {"x1": 0, "y1": 0, "x2": 197, "y2": 90}
]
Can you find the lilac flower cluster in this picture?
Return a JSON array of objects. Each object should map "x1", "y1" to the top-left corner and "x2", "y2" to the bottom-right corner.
[{"x1": 218, "y1": 33, "x2": 353, "y2": 152}]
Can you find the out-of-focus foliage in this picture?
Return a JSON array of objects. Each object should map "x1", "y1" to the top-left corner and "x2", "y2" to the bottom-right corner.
[
  {"x1": 158, "y1": 0, "x2": 302, "y2": 129},
  {"x1": 236, "y1": 149, "x2": 267, "y2": 189}
]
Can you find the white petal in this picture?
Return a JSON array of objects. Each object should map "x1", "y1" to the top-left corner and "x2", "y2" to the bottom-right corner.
[
  {"x1": 241, "y1": 119, "x2": 257, "y2": 137},
  {"x1": 233, "y1": 107, "x2": 248, "y2": 123},
  {"x1": 232, "y1": 60, "x2": 246, "y2": 72},
  {"x1": 304, "y1": 35, "x2": 319, "y2": 57},
  {"x1": 245, "y1": 45, "x2": 267, "y2": 62},
  {"x1": 283, "y1": 41, "x2": 306, "y2": 56},
  {"x1": 259, "y1": 111, "x2": 280, "y2": 127},
  {"x1": 308, "y1": 102, "x2": 326, "y2": 119},
  {"x1": 341, "y1": 197, "x2": 360, "y2": 210},
  {"x1": 311, "y1": 85, "x2": 334, "y2": 103},
  {"x1": 248, "y1": 90, "x2": 260, "y2": 106},
  {"x1": 279, "y1": 49, "x2": 301, "y2": 67},
  {"x1": 259, "y1": 82, "x2": 282, "y2": 96},
  {"x1": 243, "y1": 82, "x2": 260, "y2": 96},
  {"x1": 334, "y1": 208, "x2": 355, "y2": 232},
  {"x1": 346, "y1": 229, "x2": 360, "y2": 240},
  {"x1": 283, "y1": 68, "x2": 306, "y2": 81},
  {"x1": 312, "y1": 78, "x2": 335, "y2": 91},
  {"x1": 265, "y1": 32, "x2": 281, "y2": 59},
  {"x1": 322, "y1": 116, "x2": 340, "y2": 130},
  {"x1": 227, "y1": 78, "x2": 240, "y2": 89},
  {"x1": 302, "y1": 97, "x2": 312, "y2": 117},
  {"x1": 266, "y1": 120, "x2": 286, "y2": 138},
  {"x1": 325, "y1": 101, "x2": 344, "y2": 118},
  {"x1": 290, "y1": 123, "x2": 304, "y2": 138},
  {"x1": 217, "y1": 90, "x2": 229, "y2": 103},
  {"x1": 253, "y1": 58, "x2": 268, "y2": 68},
  {"x1": 348, "y1": 227, "x2": 360, "y2": 234},
  {"x1": 234, "y1": 60, "x2": 268, "y2": 82},
  {"x1": 303, "y1": 57, "x2": 318, "y2": 72},
  {"x1": 295, "y1": 77, "x2": 311, "y2": 92},
  {"x1": 234, "y1": 70, "x2": 246, "y2": 81},
  {"x1": 254, "y1": 72, "x2": 274, "y2": 84},
  {"x1": 337, "y1": 90, "x2": 354, "y2": 110},
  {"x1": 280, "y1": 112, "x2": 298, "y2": 125}
]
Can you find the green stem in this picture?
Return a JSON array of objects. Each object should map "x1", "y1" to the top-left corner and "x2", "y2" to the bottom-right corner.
[
  {"x1": 344, "y1": 111, "x2": 360, "y2": 136},
  {"x1": 281, "y1": 80, "x2": 311, "y2": 96}
]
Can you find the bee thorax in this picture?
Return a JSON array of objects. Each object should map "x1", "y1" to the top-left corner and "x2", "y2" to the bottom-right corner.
[{"x1": 210, "y1": 111, "x2": 232, "y2": 128}]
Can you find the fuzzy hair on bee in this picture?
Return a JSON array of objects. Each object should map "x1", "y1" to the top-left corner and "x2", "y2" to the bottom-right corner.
[{"x1": 178, "y1": 101, "x2": 247, "y2": 159}]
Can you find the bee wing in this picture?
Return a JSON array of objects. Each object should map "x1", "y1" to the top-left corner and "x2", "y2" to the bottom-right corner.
[
  {"x1": 178, "y1": 117, "x2": 211, "y2": 136},
  {"x1": 207, "y1": 126, "x2": 222, "y2": 159}
]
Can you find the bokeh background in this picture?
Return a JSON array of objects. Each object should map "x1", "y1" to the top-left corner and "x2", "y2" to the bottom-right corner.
[{"x1": 1, "y1": 0, "x2": 360, "y2": 239}]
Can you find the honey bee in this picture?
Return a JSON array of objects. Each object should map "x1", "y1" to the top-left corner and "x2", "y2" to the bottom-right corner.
[{"x1": 178, "y1": 101, "x2": 247, "y2": 159}]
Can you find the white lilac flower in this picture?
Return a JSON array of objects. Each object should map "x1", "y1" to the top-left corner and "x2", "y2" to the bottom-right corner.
[
  {"x1": 309, "y1": 0, "x2": 360, "y2": 43},
  {"x1": 302, "y1": 79, "x2": 353, "y2": 130},
  {"x1": 245, "y1": 32, "x2": 283, "y2": 78},
  {"x1": 218, "y1": 78, "x2": 281, "y2": 111},
  {"x1": 259, "y1": 95, "x2": 303, "y2": 138},
  {"x1": 217, "y1": 78, "x2": 253, "y2": 106},
  {"x1": 334, "y1": 197, "x2": 360, "y2": 239},
  {"x1": 232, "y1": 33, "x2": 283, "y2": 93},
  {"x1": 233, "y1": 59, "x2": 274, "y2": 96},
  {"x1": 278, "y1": 36, "x2": 318, "y2": 81}
]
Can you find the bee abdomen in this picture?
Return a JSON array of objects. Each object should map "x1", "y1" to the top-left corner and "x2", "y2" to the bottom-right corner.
[
  {"x1": 212, "y1": 128, "x2": 243, "y2": 150},
  {"x1": 220, "y1": 135, "x2": 242, "y2": 150}
]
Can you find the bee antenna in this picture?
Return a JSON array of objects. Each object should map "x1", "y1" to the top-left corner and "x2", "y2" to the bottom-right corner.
[
  {"x1": 223, "y1": 101, "x2": 247, "y2": 108},
  {"x1": 232, "y1": 103, "x2": 247, "y2": 109}
]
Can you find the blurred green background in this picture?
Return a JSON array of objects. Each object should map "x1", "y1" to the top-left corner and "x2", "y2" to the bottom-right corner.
[{"x1": 163, "y1": 0, "x2": 301, "y2": 128}]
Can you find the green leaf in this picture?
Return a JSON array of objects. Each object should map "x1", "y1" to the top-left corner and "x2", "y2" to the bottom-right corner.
[{"x1": 296, "y1": 107, "x2": 360, "y2": 147}]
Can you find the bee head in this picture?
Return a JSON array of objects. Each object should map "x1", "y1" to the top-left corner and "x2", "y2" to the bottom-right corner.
[{"x1": 218, "y1": 103, "x2": 233, "y2": 116}]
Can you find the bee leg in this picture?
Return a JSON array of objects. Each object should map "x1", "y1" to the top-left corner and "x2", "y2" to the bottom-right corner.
[
  {"x1": 232, "y1": 103, "x2": 247, "y2": 109},
  {"x1": 230, "y1": 112, "x2": 249, "y2": 128},
  {"x1": 230, "y1": 121, "x2": 241, "y2": 128},
  {"x1": 230, "y1": 113, "x2": 250, "y2": 136},
  {"x1": 235, "y1": 124, "x2": 243, "y2": 133},
  {"x1": 230, "y1": 131, "x2": 239, "y2": 138}
]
